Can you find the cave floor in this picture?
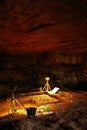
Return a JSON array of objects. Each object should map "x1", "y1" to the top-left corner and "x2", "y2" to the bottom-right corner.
[{"x1": 0, "y1": 91, "x2": 87, "y2": 118}]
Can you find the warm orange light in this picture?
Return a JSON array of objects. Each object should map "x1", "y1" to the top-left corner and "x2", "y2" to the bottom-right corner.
[
  {"x1": 15, "y1": 109, "x2": 26, "y2": 115},
  {"x1": 45, "y1": 77, "x2": 50, "y2": 81}
]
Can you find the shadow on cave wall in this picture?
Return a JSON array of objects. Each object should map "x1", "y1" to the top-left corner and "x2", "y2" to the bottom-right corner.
[
  {"x1": 0, "y1": 63, "x2": 87, "y2": 99},
  {"x1": 0, "y1": 53, "x2": 87, "y2": 98}
]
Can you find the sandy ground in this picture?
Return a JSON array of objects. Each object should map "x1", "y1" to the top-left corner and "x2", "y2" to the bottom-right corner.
[{"x1": 0, "y1": 91, "x2": 87, "y2": 118}]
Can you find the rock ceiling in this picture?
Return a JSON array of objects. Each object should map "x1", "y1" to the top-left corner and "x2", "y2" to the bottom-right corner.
[{"x1": 0, "y1": 0, "x2": 87, "y2": 55}]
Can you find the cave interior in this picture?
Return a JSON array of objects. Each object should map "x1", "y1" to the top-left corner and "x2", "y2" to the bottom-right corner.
[
  {"x1": 0, "y1": 0, "x2": 87, "y2": 98},
  {"x1": 0, "y1": 1, "x2": 87, "y2": 129}
]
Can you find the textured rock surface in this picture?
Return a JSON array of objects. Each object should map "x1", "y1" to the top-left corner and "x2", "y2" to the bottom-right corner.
[
  {"x1": 0, "y1": 0, "x2": 87, "y2": 97},
  {"x1": 0, "y1": 0, "x2": 87, "y2": 55}
]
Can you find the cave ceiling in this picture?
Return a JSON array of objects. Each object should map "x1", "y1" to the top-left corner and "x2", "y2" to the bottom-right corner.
[{"x1": 0, "y1": 0, "x2": 87, "y2": 56}]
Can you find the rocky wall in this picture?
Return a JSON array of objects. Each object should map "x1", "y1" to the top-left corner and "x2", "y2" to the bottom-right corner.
[{"x1": 0, "y1": 53, "x2": 87, "y2": 98}]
